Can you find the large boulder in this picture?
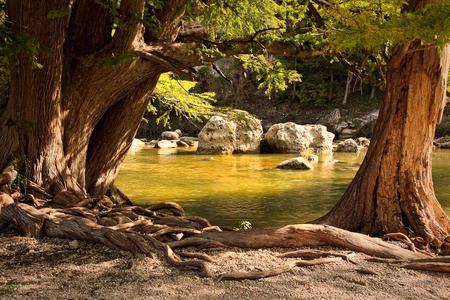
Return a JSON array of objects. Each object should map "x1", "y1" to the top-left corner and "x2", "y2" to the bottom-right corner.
[
  {"x1": 264, "y1": 122, "x2": 334, "y2": 154},
  {"x1": 197, "y1": 110, "x2": 263, "y2": 154},
  {"x1": 276, "y1": 157, "x2": 312, "y2": 170},
  {"x1": 336, "y1": 139, "x2": 359, "y2": 152}
]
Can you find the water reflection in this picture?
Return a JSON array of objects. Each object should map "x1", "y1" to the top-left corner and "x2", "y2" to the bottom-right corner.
[{"x1": 116, "y1": 148, "x2": 450, "y2": 228}]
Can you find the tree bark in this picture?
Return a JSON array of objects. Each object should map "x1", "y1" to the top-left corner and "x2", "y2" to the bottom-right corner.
[
  {"x1": 317, "y1": 42, "x2": 450, "y2": 246},
  {"x1": 0, "y1": 0, "x2": 167, "y2": 202}
]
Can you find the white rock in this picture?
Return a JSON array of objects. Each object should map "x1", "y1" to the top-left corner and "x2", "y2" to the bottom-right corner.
[
  {"x1": 155, "y1": 140, "x2": 178, "y2": 149},
  {"x1": 356, "y1": 137, "x2": 370, "y2": 148},
  {"x1": 197, "y1": 110, "x2": 263, "y2": 154},
  {"x1": 129, "y1": 138, "x2": 146, "y2": 152},
  {"x1": 336, "y1": 139, "x2": 360, "y2": 152},
  {"x1": 264, "y1": 122, "x2": 334, "y2": 154}
]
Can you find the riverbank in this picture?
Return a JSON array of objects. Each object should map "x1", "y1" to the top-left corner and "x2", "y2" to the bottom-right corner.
[{"x1": 1, "y1": 233, "x2": 449, "y2": 300}]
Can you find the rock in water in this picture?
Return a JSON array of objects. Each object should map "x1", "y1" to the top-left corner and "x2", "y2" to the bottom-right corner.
[
  {"x1": 277, "y1": 157, "x2": 312, "y2": 170},
  {"x1": 307, "y1": 154, "x2": 319, "y2": 164},
  {"x1": 197, "y1": 110, "x2": 263, "y2": 154},
  {"x1": 180, "y1": 136, "x2": 198, "y2": 146},
  {"x1": 155, "y1": 140, "x2": 178, "y2": 149},
  {"x1": 161, "y1": 131, "x2": 180, "y2": 140},
  {"x1": 336, "y1": 139, "x2": 360, "y2": 152},
  {"x1": 264, "y1": 123, "x2": 334, "y2": 154},
  {"x1": 176, "y1": 140, "x2": 190, "y2": 147},
  {"x1": 356, "y1": 137, "x2": 370, "y2": 148},
  {"x1": 129, "y1": 138, "x2": 146, "y2": 152}
]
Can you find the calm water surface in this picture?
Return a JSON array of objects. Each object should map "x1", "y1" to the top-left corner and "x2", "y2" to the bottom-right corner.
[{"x1": 116, "y1": 148, "x2": 450, "y2": 228}]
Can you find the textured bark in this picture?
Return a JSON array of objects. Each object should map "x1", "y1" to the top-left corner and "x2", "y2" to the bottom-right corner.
[
  {"x1": 1, "y1": 0, "x2": 71, "y2": 191},
  {"x1": 317, "y1": 43, "x2": 450, "y2": 246},
  {"x1": 0, "y1": 0, "x2": 177, "y2": 201}
]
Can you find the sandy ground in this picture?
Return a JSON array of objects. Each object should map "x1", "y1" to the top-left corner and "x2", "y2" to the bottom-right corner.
[{"x1": 0, "y1": 233, "x2": 449, "y2": 300}]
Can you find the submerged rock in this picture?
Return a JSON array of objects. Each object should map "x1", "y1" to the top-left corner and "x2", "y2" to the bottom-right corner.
[
  {"x1": 197, "y1": 110, "x2": 263, "y2": 154},
  {"x1": 307, "y1": 154, "x2": 319, "y2": 164},
  {"x1": 155, "y1": 140, "x2": 178, "y2": 149},
  {"x1": 336, "y1": 139, "x2": 360, "y2": 152},
  {"x1": 276, "y1": 157, "x2": 312, "y2": 170},
  {"x1": 264, "y1": 122, "x2": 334, "y2": 154}
]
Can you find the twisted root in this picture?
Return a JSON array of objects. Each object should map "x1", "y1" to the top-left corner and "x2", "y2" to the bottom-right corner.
[{"x1": 1, "y1": 190, "x2": 448, "y2": 279}]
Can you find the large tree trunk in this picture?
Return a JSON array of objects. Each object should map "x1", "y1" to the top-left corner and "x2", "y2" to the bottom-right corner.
[
  {"x1": 0, "y1": 0, "x2": 176, "y2": 203},
  {"x1": 317, "y1": 42, "x2": 450, "y2": 246}
]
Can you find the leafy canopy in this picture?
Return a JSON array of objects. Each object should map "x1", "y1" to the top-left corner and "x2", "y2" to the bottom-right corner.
[{"x1": 149, "y1": 72, "x2": 221, "y2": 127}]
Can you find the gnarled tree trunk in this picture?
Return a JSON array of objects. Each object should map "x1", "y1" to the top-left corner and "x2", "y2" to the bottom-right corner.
[
  {"x1": 317, "y1": 42, "x2": 450, "y2": 246},
  {"x1": 0, "y1": 0, "x2": 184, "y2": 203}
]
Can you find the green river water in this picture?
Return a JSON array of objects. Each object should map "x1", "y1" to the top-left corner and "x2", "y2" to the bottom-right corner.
[{"x1": 116, "y1": 148, "x2": 450, "y2": 228}]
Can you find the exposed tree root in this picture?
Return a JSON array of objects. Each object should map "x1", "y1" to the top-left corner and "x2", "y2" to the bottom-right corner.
[
  {"x1": 383, "y1": 232, "x2": 416, "y2": 252},
  {"x1": 278, "y1": 249, "x2": 357, "y2": 262},
  {"x1": 198, "y1": 224, "x2": 427, "y2": 260},
  {"x1": 366, "y1": 256, "x2": 450, "y2": 273},
  {"x1": 219, "y1": 263, "x2": 296, "y2": 281},
  {"x1": 1, "y1": 188, "x2": 449, "y2": 280},
  {"x1": 177, "y1": 251, "x2": 216, "y2": 263},
  {"x1": 294, "y1": 257, "x2": 342, "y2": 267}
]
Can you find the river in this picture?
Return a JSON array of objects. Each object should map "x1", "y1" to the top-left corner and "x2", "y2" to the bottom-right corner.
[{"x1": 116, "y1": 148, "x2": 450, "y2": 228}]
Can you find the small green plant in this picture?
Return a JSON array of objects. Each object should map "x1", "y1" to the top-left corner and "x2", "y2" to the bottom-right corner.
[
  {"x1": 236, "y1": 220, "x2": 252, "y2": 231},
  {"x1": 10, "y1": 156, "x2": 31, "y2": 193}
]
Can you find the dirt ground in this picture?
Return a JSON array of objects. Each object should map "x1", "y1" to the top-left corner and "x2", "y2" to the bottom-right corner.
[{"x1": 0, "y1": 233, "x2": 449, "y2": 300}]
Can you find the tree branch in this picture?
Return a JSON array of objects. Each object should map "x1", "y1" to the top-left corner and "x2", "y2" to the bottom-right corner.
[
  {"x1": 212, "y1": 63, "x2": 232, "y2": 84},
  {"x1": 66, "y1": 0, "x2": 113, "y2": 56},
  {"x1": 110, "y1": 0, "x2": 146, "y2": 50},
  {"x1": 151, "y1": 0, "x2": 188, "y2": 43},
  {"x1": 150, "y1": 41, "x2": 324, "y2": 68},
  {"x1": 134, "y1": 50, "x2": 198, "y2": 80}
]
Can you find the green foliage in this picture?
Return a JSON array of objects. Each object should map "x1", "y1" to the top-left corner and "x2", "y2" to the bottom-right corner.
[
  {"x1": 235, "y1": 220, "x2": 252, "y2": 231},
  {"x1": 10, "y1": 155, "x2": 31, "y2": 193},
  {"x1": 324, "y1": 1, "x2": 450, "y2": 53},
  {"x1": 0, "y1": 0, "x2": 42, "y2": 69},
  {"x1": 239, "y1": 54, "x2": 301, "y2": 96},
  {"x1": 149, "y1": 72, "x2": 221, "y2": 127},
  {"x1": 188, "y1": 0, "x2": 283, "y2": 41},
  {"x1": 224, "y1": 109, "x2": 259, "y2": 130}
]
